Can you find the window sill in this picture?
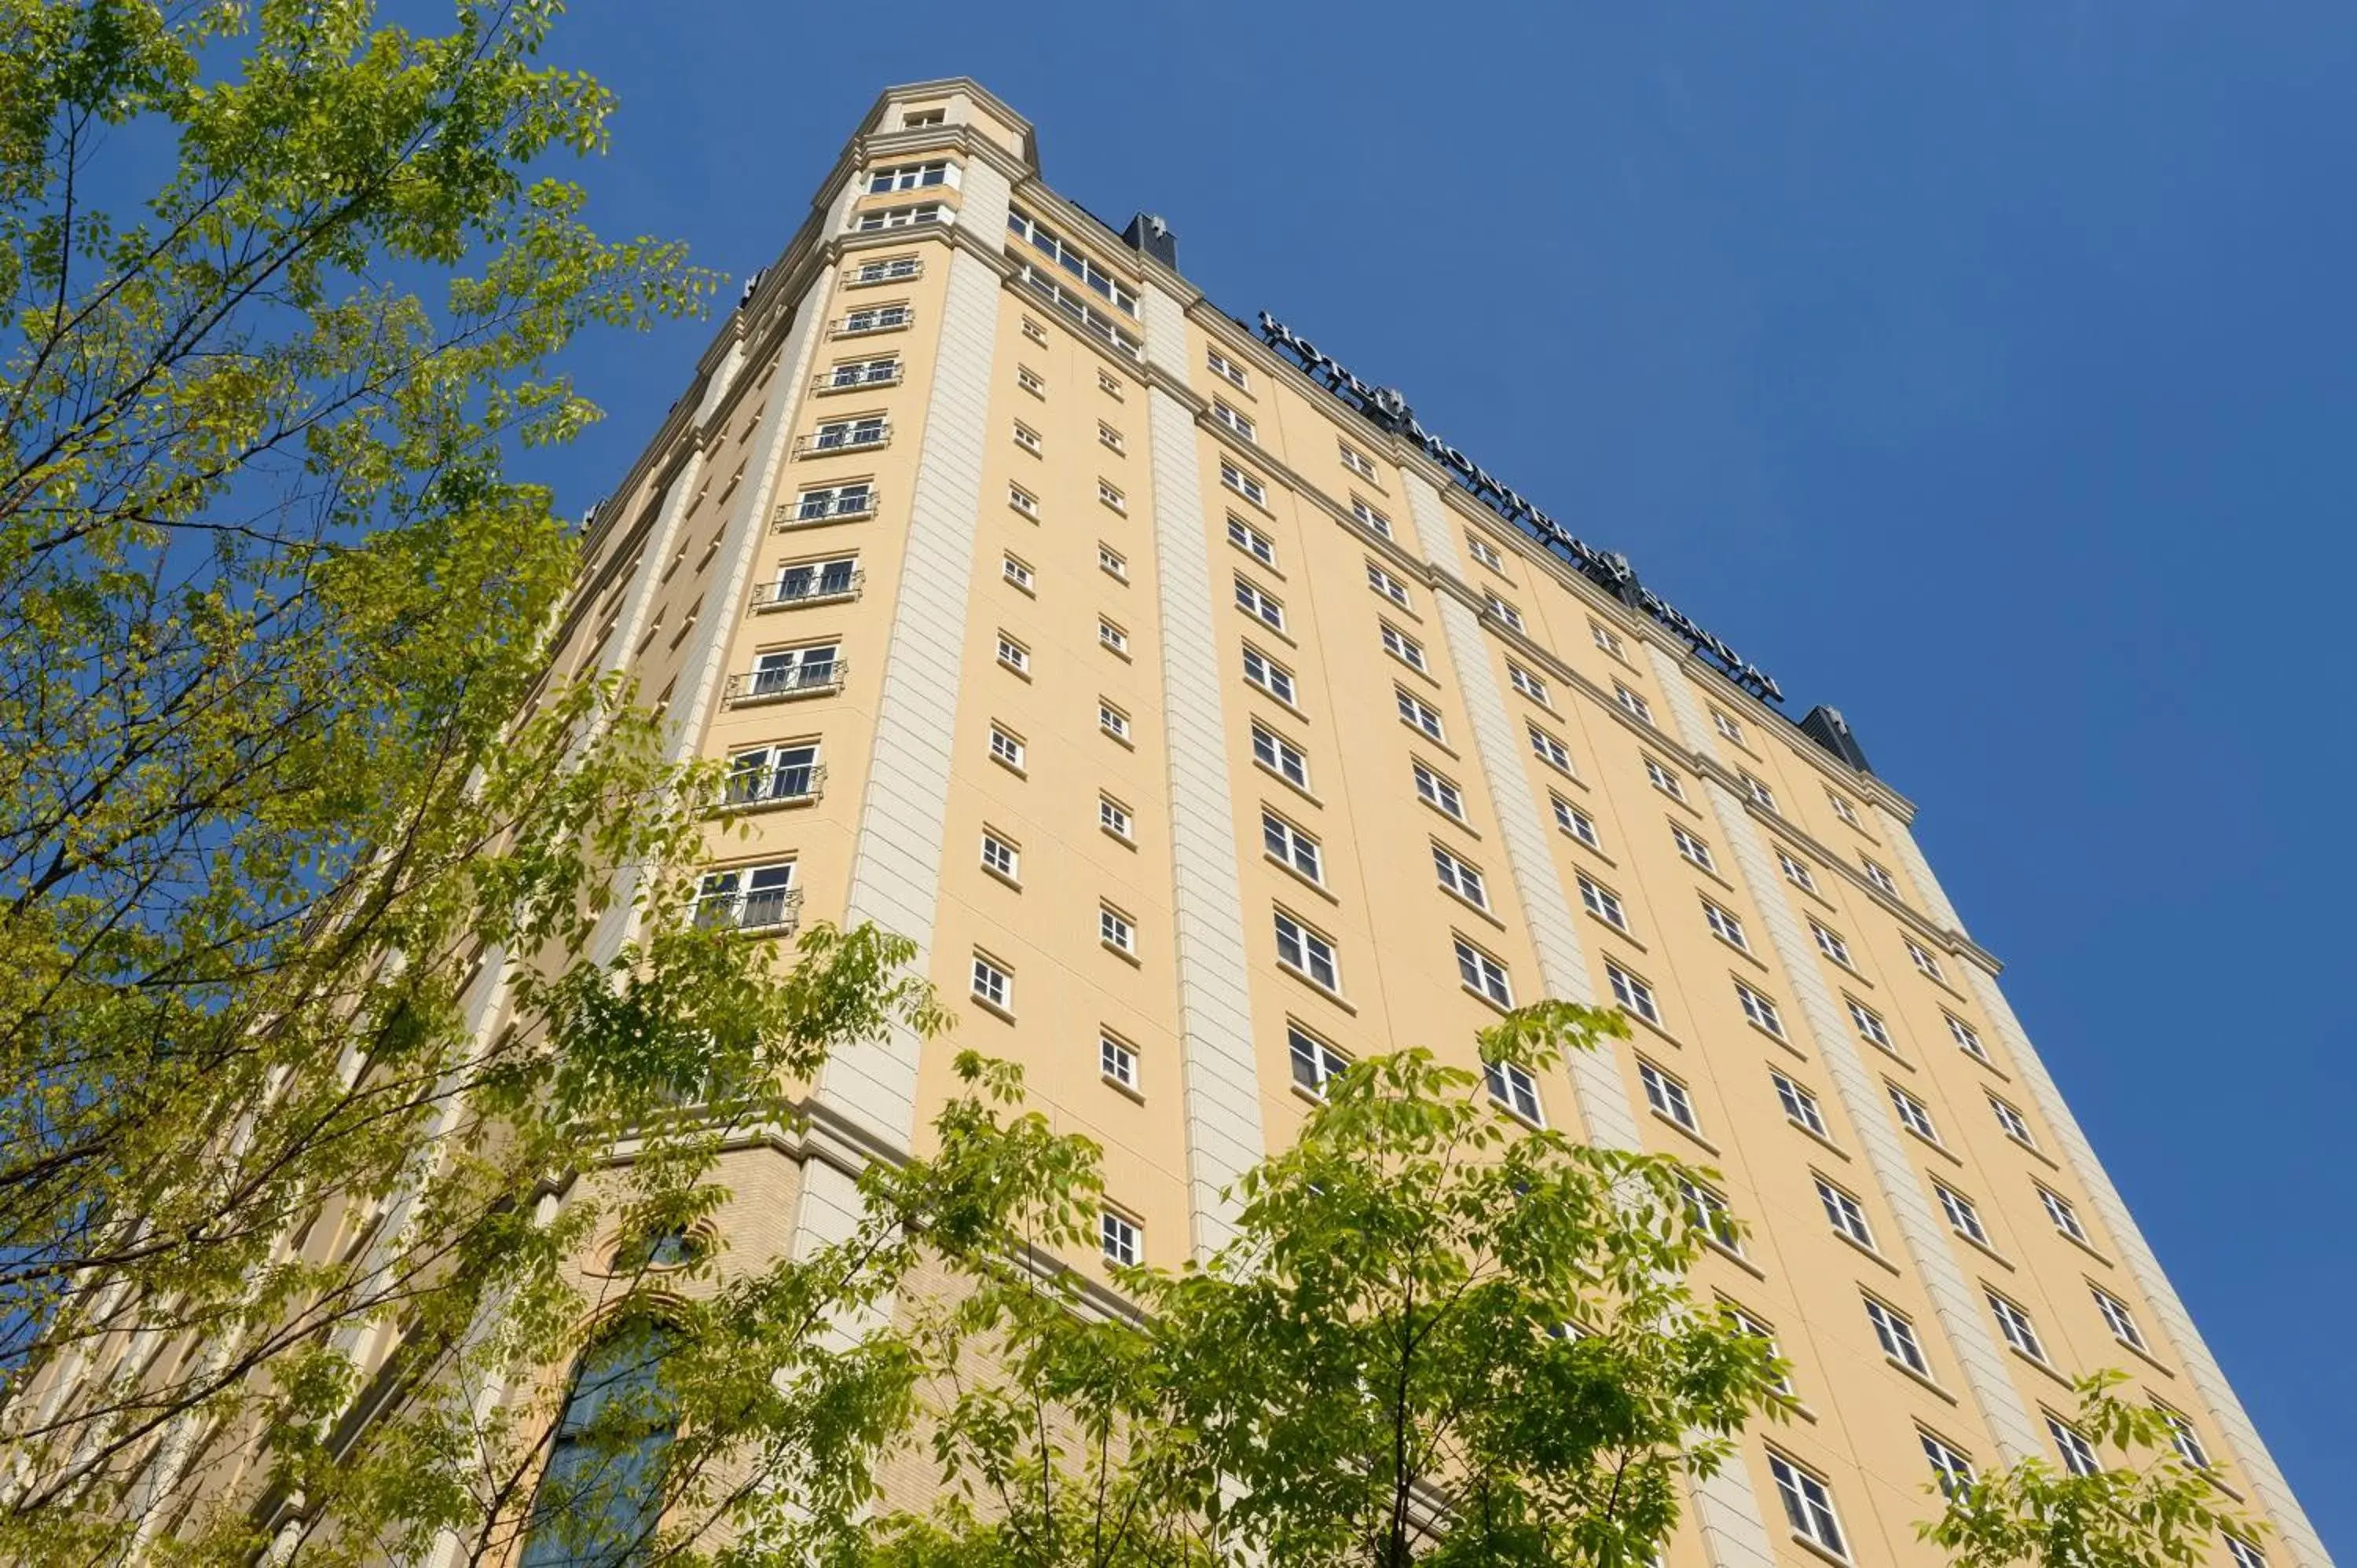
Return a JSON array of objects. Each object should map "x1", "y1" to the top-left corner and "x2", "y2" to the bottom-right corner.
[
  {"x1": 2007, "y1": 1344, "x2": 2077, "y2": 1393},
  {"x1": 1834, "y1": 1229, "x2": 1902, "y2": 1278},
  {"x1": 2005, "y1": 1133, "x2": 2063, "y2": 1172},
  {"x1": 1102, "y1": 826, "x2": 1138, "y2": 852},
  {"x1": 1446, "y1": 888, "x2": 1508, "y2": 932},
  {"x1": 1459, "y1": 981, "x2": 1515, "y2": 1017},
  {"x1": 1786, "y1": 1531, "x2": 1853, "y2": 1568},
  {"x1": 1886, "y1": 1356, "x2": 1960, "y2": 1406},
  {"x1": 1102, "y1": 1072, "x2": 1146, "y2": 1105},
  {"x1": 1265, "y1": 852, "x2": 1339, "y2": 907},
  {"x1": 1100, "y1": 642, "x2": 1133, "y2": 664},
  {"x1": 1101, "y1": 940, "x2": 1142, "y2": 968},
  {"x1": 1616, "y1": 1006, "x2": 1688, "y2": 1054},
  {"x1": 1277, "y1": 962, "x2": 1354, "y2": 1014},
  {"x1": 989, "y1": 755, "x2": 1028, "y2": 781},
  {"x1": 2111, "y1": 1335, "x2": 2179, "y2": 1382},
  {"x1": 1952, "y1": 1229, "x2": 2015, "y2": 1274},
  {"x1": 1227, "y1": 544, "x2": 1285, "y2": 581},
  {"x1": 1585, "y1": 911, "x2": 1641, "y2": 950},
  {"x1": 1904, "y1": 1127, "x2": 1963, "y2": 1167},
  {"x1": 998, "y1": 658, "x2": 1032, "y2": 683},
  {"x1": 1788, "y1": 1119, "x2": 1851, "y2": 1163},
  {"x1": 2053, "y1": 1226, "x2": 2115, "y2": 1269},
  {"x1": 1716, "y1": 936, "x2": 1772, "y2": 974},
  {"x1": 1251, "y1": 758, "x2": 1322, "y2": 810},
  {"x1": 970, "y1": 994, "x2": 1016, "y2": 1025},
  {"x1": 1651, "y1": 1111, "x2": 1721, "y2": 1159},
  {"x1": 1400, "y1": 720, "x2": 1458, "y2": 760},
  {"x1": 1703, "y1": 1238, "x2": 1768, "y2": 1281},
  {"x1": 981, "y1": 865, "x2": 1022, "y2": 895},
  {"x1": 1099, "y1": 727, "x2": 1135, "y2": 751},
  {"x1": 1418, "y1": 797, "x2": 1480, "y2": 839}
]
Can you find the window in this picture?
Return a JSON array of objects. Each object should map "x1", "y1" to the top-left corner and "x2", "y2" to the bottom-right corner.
[
  {"x1": 988, "y1": 725, "x2": 1025, "y2": 771},
  {"x1": 812, "y1": 414, "x2": 889, "y2": 449},
  {"x1": 743, "y1": 642, "x2": 841, "y2": 699},
  {"x1": 1682, "y1": 1178, "x2": 1742, "y2": 1254},
  {"x1": 2049, "y1": 1417, "x2": 2101, "y2": 1478},
  {"x1": 1263, "y1": 810, "x2": 1322, "y2": 882},
  {"x1": 1485, "y1": 1058, "x2": 1544, "y2": 1124},
  {"x1": 1013, "y1": 420, "x2": 1042, "y2": 454},
  {"x1": 980, "y1": 830, "x2": 1020, "y2": 882},
  {"x1": 2161, "y1": 1409, "x2": 2211, "y2": 1471},
  {"x1": 1455, "y1": 937, "x2": 1512, "y2": 1007},
  {"x1": 1434, "y1": 844, "x2": 1489, "y2": 910},
  {"x1": 1006, "y1": 207, "x2": 1141, "y2": 314},
  {"x1": 695, "y1": 860, "x2": 799, "y2": 932},
  {"x1": 1235, "y1": 574, "x2": 1286, "y2": 631},
  {"x1": 1486, "y1": 593, "x2": 1525, "y2": 632},
  {"x1": 1768, "y1": 1454, "x2": 1846, "y2": 1559},
  {"x1": 1098, "y1": 543, "x2": 1127, "y2": 581},
  {"x1": 1947, "y1": 1013, "x2": 1989, "y2": 1061},
  {"x1": 1817, "y1": 1178, "x2": 1876, "y2": 1250},
  {"x1": 768, "y1": 555, "x2": 859, "y2": 606},
  {"x1": 1253, "y1": 724, "x2": 1309, "y2": 789},
  {"x1": 1734, "y1": 981, "x2": 1786, "y2": 1039},
  {"x1": 995, "y1": 632, "x2": 1030, "y2": 675},
  {"x1": 1242, "y1": 644, "x2": 1296, "y2": 705},
  {"x1": 1099, "y1": 794, "x2": 1134, "y2": 842},
  {"x1": 1021, "y1": 316, "x2": 1048, "y2": 345},
  {"x1": 826, "y1": 354, "x2": 901, "y2": 389},
  {"x1": 1990, "y1": 1095, "x2": 2036, "y2": 1147},
  {"x1": 1381, "y1": 623, "x2": 1427, "y2": 672},
  {"x1": 1338, "y1": 441, "x2": 1377, "y2": 481},
  {"x1": 1014, "y1": 260, "x2": 1142, "y2": 357},
  {"x1": 1099, "y1": 618, "x2": 1129, "y2": 655},
  {"x1": 1366, "y1": 559, "x2": 1411, "y2": 608},
  {"x1": 1274, "y1": 910, "x2": 1340, "y2": 991},
  {"x1": 1773, "y1": 1072, "x2": 1828, "y2": 1138},
  {"x1": 1827, "y1": 790, "x2": 1861, "y2": 826},
  {"x1": 852, "y1": 254, "x2": 922, "y2": 284},
  {"x1": 971, "y1": 953, "x2": 1012, "y2": 1011},
  {"x1": 720, "y1": 738, "x2": 822, "y2": 808},
  {"x1": 1936, "y1": 1184, "x2": 1989, "y2": 1246},
  {"x1": 1555, "y1": 796, "x2": 1600, "y2": 848},
  {"x1": 1907, "y1": 940, "x2": 1946, "y2": 980},
  {"x1": 1289, "y1": 1024, "x2": 1351, "y2": 1098},
  {"x1": 1713, "y1": 709, "x2": 1747, "y2": 746},
  {"x1": 1778, "y1": 850, "x2": 1817, "y2": 892},
  {"x1": 1396, "y1": 687, "x2": 1445, "y2": 742},
  {"x1": 1640, "y1": 1061, "x2": 1699, "y2": 1134},
  {"x1": 1414, "y1": 760, "x2": 1465, "y2": 821},
  {"x1": 1590, "y1": 621, "x2": 1626, "y2": 658},
  {"x1": 1989, "y1": 1292, "x2": 2045, "y2": 1361},
  {"x1": 1015, "y1": 364, "x2": 1045, "y2": 396},
  {"x1": 1098, "y1": 700, "x2": 1131, "y2": 742},
  {"x1": 1615, "y1": 683, "x2": 1654, "y2": 724},
  {"x1": 1726, "y1": 1306, "x2": 1794, "y2": 1395},
  {"x1": 520, "y1": 1330, "x2": 679, "y2": 1568},
  {"x1": 852, "y1": 202, "x2": 944, "y2": 232},
  {"x1": 1101, "y1": 1210, "x2": 1141, "y2": 1268},
  {"x1": 1811, "y1": 922, "x2": 1853, "y2": 967},
  {"x1": 1008, "y1": 482, "x2": 1039, "y2": 518},
  {"x1": 1577, "y1": 874, "x2": 1627, "y2": 932},
  {"x1": 1226, "y1": 515, "x2": 1276, "y2": 566},
  {"x1": 1220, "y1": 459, "x2": 1267, "y2": 506},
  {"x1": 1508, "y1": 664, "x2": 1549, "y2": 703},
  {"x1": 1100, "y1": 903, "x2": 1137, "y2": 955},
  {"x1": 1207, "y1": 346, "x2": 1249, "y2": 390},
  {"x1": 1528, "y1": 724, "x2": 1573, "y2": 772},
  {"x1": 1002, "y1": 553, "x2": 1034, "y2": 591},
  {"x1": 1702, "y1": 901, "x2": 1750, "y2": 952},
  {"x1": 1863, "y1": 857, "x2": 1901, "y2": 898},
  {"x1": 2039, "y1": 1186, "x2": 2088, "y2": 1244},
  {"x1": 793, "y1": 481, "x2": 874, "y2": 521},
  {"x1": 1672, "y1": 823, "x2": 1717, "y2": 871},
  {"x1": 1866, "y1": 1296, "x2": 1930, "y2": 1376},
  {"x1": 1468, "y1": 533, "x2": 1506, "y2": 572},
  {"x1": 1098, "y1": 478, "x2": 1127, "y2": 514},
  {"x1": 1847, "y1": 999, "x2": 1894, "y2": 1052},
  {"x1": 1607, "y1": 964, "x2": 1660, "y2": 1025},
  {"x1": 1352, "y1": 496, "x2": 1393, "y2": 538},
  {"x1": 2224, "y1": 1538, "x2": 2267, "y2": 1568},
  {"x1": 2093, "y1": 1288, "x2": 2146, "y2": 1351},
  {"x1": 1098, "y1": 368, "x2": 1123, "y2": 398},
  {"x1": 1101, "y1": 1031, "x2": 1139, "y2": 1090},
  {"x1": 1890, "y1": 1084, "x2": 1941, "y2": 1144},
  {"x1": 1644, "y1": 757, "x2": 1686, "y2": 800},
  {"x1": 1922, "y1": 1431, "x2": 1975, "y2": 1497},
  {"x1": 1211, "y1": 400, "x2": 1256, "y2": 441},
  {"x1": 1742, "y1": 774, "x2": 1777, "y2": 812},
  {"x1": 1098, "y1": 421, "x2": 1126, "y2": 455},
  {"x1": 838, "y1": 305, "x2": 912, "y2": 335},
  {"x1": 867, "y1": 159, "x2": 951, "y2": 192}
]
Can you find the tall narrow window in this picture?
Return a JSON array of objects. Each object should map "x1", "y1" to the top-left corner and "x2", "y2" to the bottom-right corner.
[
  {"x1": 520, "y1": 1328, "x2": 679, "y2": 1568},
  {"x1": 1767, "y1": 1454, "x2": 1847, "y2": 1560}
]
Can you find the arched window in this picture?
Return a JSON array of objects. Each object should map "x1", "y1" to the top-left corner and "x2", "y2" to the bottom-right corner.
[{"x1": 519, "y1": 1324, "x2": 678, "y2": 1566}]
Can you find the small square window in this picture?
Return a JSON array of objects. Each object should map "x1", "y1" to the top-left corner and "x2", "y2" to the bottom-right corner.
[
  {"x1": 1486, "y1": 593, "x2": 1524, "y2": 632},
  {"x1": 1352, "y1": 495, "x2": 1393, "y2": 538},
  {"x1": 1848, "y1": 998, "x2": 1894, "y2": 1052},
  {"x1": 1098, "y1": 543, "x2": 1127, "y2": 581},
  {"x1": 1528, "y1": 724, "x2": 1573, "y2": 773},
  {"x1": 1100, "y1": 1209, "x2": 1141, "y2": 1267},
  {"x1": 1615, "y1": 683, "x2": 1654, "y2": 725},
  {"x1": 995, "y1": 632, "x2": 1030, "y2": 675},
  {"x1": 1289, "y1": 1024, "x2": 1351, "y2": 1099},
  {"x1": 1607, "y1": 964, "x2": 1660, "y2": 1025},
  {"x1": 1590, "y1": 621, "x2": 1626, "y2": 658},
  {"x1": 1863, "y1": 857, "x2": 1901, "y2": 898},
  {"x1": 1016, "y1": 365, "x2": 1045, "y2": 396},
  {"x1": 1485, "y1": 1058, "x2": 1543, "y2": 1124},
  {"x1": 1100, "y1": 1031, "x2": 1139, "y2": 1090},
  {"x1": 988, "y1": 725, "x2": 1026, "y2": 771},
  {"x1": 1397, "y1": 687, "x2": 1446, "y2": 743},
  {"x1": 1778, "y1": 849, "x2": 1817, "y2": 892},
  {"x1": 1468, "y1": 533, "x2": 1506, "y2": 572},
  {"x1": 1099, "y1": 903, "x2": 1137, "y2": 954},
  {"x1": 1434, "y1": 844, "x2": 1489, "y2": 910},
  {"x1": 1768, "y1": 1454, "x2": 1847, "y2": 1560},
  {"x1": 1099, "y1": 478, "x2": 1127, "y2": 514},
  {"x1": 1645, "y1": 757, "x2": 1685, "y2": 800},
  {"x1": 1816, "y1": 1178, "x2": 1876, "y2": 1250},
  {"x1": 1713, "y1": 709, "x2": 1747, "y2": 746},
  {"x1": 1008, "y1": 482, "x2": 1039, "y2": 518},
  {"x1": 1013, "y1": 421, "x2": 1042, "y2": 454},
  {"x1": 1099, "y1": 618, "x2": 1130, "y2": 655},
  {"x1": 1098, "y1": 700, "x2": 1131, "y2": 742},
  {"x1": 1554, "y1": 795, "x2": 1599, "y2": 848},
  {"x1": 1703, "y1": 901, "x2": 1748, "y2": 951},
  {"x1": 1990, "y1": 1094, "x2": 2037, "y2": 1147},
  {"x1": 1577, "y1": 874, "x2": 1627, "y2": 932},
  {"x1": 1366, "y1": 560, "x2": 1411, "y2": 609},
  {"x1": 1099, "y1": 794, "x2": 1135, "y2": 841},
  {"x1": 980, "y1": 830, "x2": 1020, "y2": 882},
  {"x1": 1990, "y1": 1291, "x2": 2046, "y2": 1361},
  {"x1": 1275, "y1": 909, "x2": 1340, "y2": 991},
  {"x1": 1772, "y1": 1072, "x2": 1827, "y2": 1138},
  {"x1": 1207, "y1": 346, "x2": 1249, "y2": 390},
  {"x1": 1381, "y1": 623, "x2": 1428, "y2": 672},
  {"x1": 2049, "y1": 1416, "x2": 2100, "y2": 1478},
  {"x1": 1226, "y1": 515, "x2": 1277, "y2": 566},
  {"x1": 1672, "y1": 823, "x2": 1715, "y2": 871},
  {"x1": 1508, "y1": 664, "x2": 1549, "y2": 704},
  {"x1": 1098, "y1": 368, "x2": 1124, "y2": 399},
  {"x1": 1415, "y1": 760, "x2": 1466, "y2": 822},
  {"x1": 971, "y1": 953, "x2": 1013, "y2": 1012},
  {"x1": 1254, "y1": 724, "x2": 1310, "y2": 790},
  {"x1": 1243, "y1": 644, "x2": 1296, "y2": 705},
  {"x1": 1235, "y1": 574, "x2": 1285, "y2": 631},
  {"x1": 1338, "y1": 441, "x2": 1378, "y2": 482},
  {"x1": 1639, "y1": 1060, "x2": 1699, "y2": 1134},
  {"x1": 1890, "y1": 1083, "x2": 1941, "y2": 1145},
  {"x1": 1935, "y1": 1182, "x2": 1988, "y2": 1245},
  {"x1": 1212, "y1": 401, "x2": 1256, "y2": 443},
  {"x1": 1947, "y1": 1014, "x2": 1989, "y2": 1061},
  {"x1": 1827, "y1": 790, "x2": 1861, "y2": 827},
  {"x1": 1454, "y1": 937, "x2": 1512, "y2": 1008},
  {"x1": 1003, "y1": 554, "x2": 1035, "y2": 592},
  {"x1": 1098, "y1": 421, "x2": 1126, "y2": 454},
  {"x1": 1736, "y1": 981, "x2": 1785, "y2": 1039}
]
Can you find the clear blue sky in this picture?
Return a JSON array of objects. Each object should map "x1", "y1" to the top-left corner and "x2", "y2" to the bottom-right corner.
[{"x1": 537, "y1": 5, "x2": 2355, "y2": 1545}]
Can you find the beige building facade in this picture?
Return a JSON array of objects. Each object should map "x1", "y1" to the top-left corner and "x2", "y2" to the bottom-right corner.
[{"x1": 544, "y1": 79, "x2": 2328, "y2": 1568}]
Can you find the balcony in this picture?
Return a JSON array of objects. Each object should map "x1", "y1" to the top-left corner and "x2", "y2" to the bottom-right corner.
[
  {"x1": 750, "y1": 570, "x2": 863, "y2": 613},
  {"x1": 725, "y1": 661, "x2": 846, "y2": 706},
  {"x1": 831, "y1": 311, "x2": 914, "y2": 340},
  {"x1": 714, "y1": 760, "x2": 826, "y2": 815},
  {"x1": 814, "y1": 365, "x2": 904, "y2": 395},
  {"x1": 845, "y1": 258, "x2": 924, "y2": 288},
  {"x1": 773, "y1": 490, "x2": 878, "y2": 529},
  {"x1": 794, "y1": 424, "x2": 891, "y2": 458},
  {"x1": 693, "y1": 885, "x2": 804, "y2": 936}
]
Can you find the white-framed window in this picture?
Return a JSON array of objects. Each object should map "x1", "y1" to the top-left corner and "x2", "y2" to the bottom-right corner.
[
  {"x1": 1743, "y1": 773, "x2": 1778, "y2": 811},
  {"x1": 1682, "y1": 1178, "x2": 1743, "y2": 1254},
  {"x1": 720, "y1": 742, "x2": 821, "y2": 810},
  {"x1": 1098, "y1": 420, "x2": 1126, "y2": 455},
  {"x1": 1207, "y1": 346, "x2": 1249, "y2": 390},
  {"x1": 1890, "y1": 1083, "x2": 1941, "y2": 1144},
  {"x1": 1811, "y1": 921, "x2": 1853, "y2": 967},
  {"x1": 1289, "y1": 1024, "x2": 1351, "y2": 1099},
  {"x1": 768, "y1": 555, "x2": 859, "y2": 606},
  {"x1": 1015, "y1": 364, "x2": 1045, "y2": 397},
  {"x1": 1778, "y1": 849, "x2": 1817, "y2": 892},
  {"x1": 1099, "y1": 368, "x2": 1123, "y2": 398},
  {"x1": 1098, "y1": 700, "x2": 1131, "y2": 742},
  {"x1": 1434, "y1": 844, "x2": 1489, "y2": 910},
  {"x1": 1768, "y1": 1453, "x2": 1847, "y2": 1560},
  {"x1": 837, "y1": 304, "x2": 914, "y2": 339},
  {"x1": 1099, "y1": 617, "x2": 1129, "y2": 655},
  {"x1": 1817, "y1": 1178, "x2": 1876, "y2": 1250},
  {"x1": 1455, "y1": 936, "x2": 1513, "y2": 1007},
  {"x1": 1242, "y1": 643, "x2": 1296, "y2": 705},
  {"x1": 1098, "y1": 478, "x2": 1127, "y2": 514},
  {"x1": 1099, "y1": 793, "x2": 1135, "y2": 841},
  {"x1": 1415, "y1": 760, "x2": 1465, "y2": 822},
  {"x1": 1644, "y1": 757, "x2": 1686, "y2": 800},
  {"x1": 694, "y1": 860, "x2": 799, "y2": 932},
  {"x1": 1614, "y1": 683, "x2": 1654, "y2": 724},
  {"x1": 1380, "y1": 622, "x2": 1427, "y2": 672},
  {"x1": 2049, "y1": 1416, "x2": 2101, "y2": 1478},
  {"x1": 1098, "y1": 543, "x2": 1127, "y2": 581},
  {"x1": 1590, "y1": 621, "x2": 1626, "y2": 658},
  {"x1": 1866, "y1": 1295, "x2": 1930, "y2": 1376},
  {"x1": 2038, "y1": 1185, "x2": 2088, "y2": 1244},
  {"x1": 1397, "y1": 687, "x2": 1446, "y2": 742},
  {"x1": 1100, "y1": 1209, "x2": 1141, "y2": 1268},
  {"x1": 1989, "y1": 1291, "x2": 2046, "y2": 1361},
  {"x1": 1640, "y1": 1060, "x2": 1699, "y2": 1134},
  {"x1": 852, "y1": 201, "x2": 944, "y2": 232},
  {"x1": 1352, "y1": 496, "x2": 1393, "y2": 538},
  {"x1": 2161, "y1": 1408, "x2": 2210, "y2": 1471},
  {"x1": 867, "y1": 159, "x2": 952, "y2": 192},
  {"x1": 1772, "y1": 1072, "x2": 1828, "y2": 1138},
  {"x1": 1338, "y1": 441, "x2": 1378, "y2": 481},
  {"x1": 743, "y1": 642, "x2": 842, "y2": 699},
  {"x1": 1848, "y1": 999, "x2": 1894, "y2": 1052},
  {"x1": 1486, "y1": 593, "x2": 1525, "y2": 632},
  {"x1": 1007, "y1": 482, "x2": 1039, "y2": 518},
  {"x1": 792, "y1": 480, "x2": 875, "y2": 522},
  {"x1": 1100, "y1": 903, "x2": 1137, "y2": 955},
  {"x1": 1220, "y1": 459, "x2": 1267, "y2": 507},
  {"x1": 1725, "y1": 1305, "x2": 1794, "y2": 1395},
  {"x1": 2224, "y1": 1538, "x2": 2267, "y2": 1568},
  {"x1": 996, "y1": 632, "x2": 1030, "y2": 675},
  {"x1": 1507, "y1": 664, "x2": 1549, "y2": 704},
  {"x1": 1712, "y1": 709, "x2": 1747, "y2": 746},
  {"x1": 1235, "y1": 574, "x2": 1285, "y2": 631},
  {"x1": 2093, "y1": 1287, "x2": 2146, "y2": 1351},
  {"x1": 1366, "y1": 559, "x2": 1411, "y2": 608},
  {"x1": 1485, "y1": 1057, "x2": 1544, "y2": 1125},
  {"x1": 1671, "y1": 822, "x2": 1716, "y2": 871},
  {"x1": 1736, "y1": 980, "x2": 1785, "y2": 1039},
  {"x1": 1922, "y1": 1431, "x2": 1975, "y2": 1497},
  {"x1": 825, "y1": 354, "x2": 902, "y2": 390},
  {"x1": 971, "y1": 952, "x2": 1013, "y2": 1011},
  {"x1": 1863, "y1": 857, "x2": 1901, "y2": 898},
  {"x1": 1467, "y1": 533, "x2": 1506, "y2": 572},
  {"x1": 988, "y1": 724, "x2": 1025, "y2": 771},
  {"x1": 1703, "y1": 901, "x2": 1750, "y2": 951},
  {"x1": 980, "y1": 830, "x2": 1020, "y2": 882},
  {"x1": 1554, "y1": 795, "x2": 1600, "y2": 848},
  {"x1": 1002, "y1": 553, "x2": 1034, "y2": 592},
  {"x1": 1263, "y1": 809, "x2": 1322, "y2": 882},
  {"x1": 1607, "y1": 963, "x2": 1661, "y2": 1025},
  {"x1": 812, "y1": 414, "x2": 891, "y2": 450},
  {"x1": 1275, "y1": 909, "x2": 1340, "y2": 991},
  {"x1": 850, "y1": 254, "x2": 922, "y2": 284},
  {"x1": 1021, "y1": 315, "x2": 1048, "y2": 345},
  {"x1": 1827, "y1": 789, "x2": 1861, "y2": 826},
  {"x1": 1907, "y1": 940, "x2": 1946, "y2": 980},
  {"x1": 1253, "y1": 724, "x2": 1309, "y2": 789},
  {"x1": 1528, "y1": 724, "x2": 1573, "y2": 773},
  {"x1": 1577, "y1": 874, "x2": 1628, "y2": 932},
  {"x1": 1211, "y1": 399, "x2": 1255, "y2": 441},
  {"x1": 1946, "y1": 1013, "x2": 1989, "y2": 1061},
  {"x1": 1936, "y1": 1183, "x2": 1989, "y2": 1245},
  {"x1": 1101, "y1": 1031, "x2": 1140, "y2": 1090},
  {"x1": 1011, "y1": 421, "x2": 1042, "y2": 456},
  {"x1": 1006, "y1": 206, "x2": 1140, "y2": 315},
  {"x1": 1990, "y1": 1094, "x2": 2037, "y2": 1147},
  {"x1": 1226, "y1": 515, "x2": 1276, "y2": 566}
]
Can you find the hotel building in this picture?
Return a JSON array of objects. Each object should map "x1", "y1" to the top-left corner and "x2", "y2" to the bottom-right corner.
[{"x1": 537, "y1": 79, "x2": 2326, "y2": 1568}]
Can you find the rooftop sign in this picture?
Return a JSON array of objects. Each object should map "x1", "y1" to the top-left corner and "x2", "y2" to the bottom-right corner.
[{"x1": 1253, "y1": 312, "x2": 1783, "y2": 703}]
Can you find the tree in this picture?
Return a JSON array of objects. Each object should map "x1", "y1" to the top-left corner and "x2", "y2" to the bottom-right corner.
[
  {"x1": 1921, "y1": 1372, "x2": 2262, "y2": 1568},
  {"x1": 867, "y1": 1002, "x2": 1792, "y2": 1568}
]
